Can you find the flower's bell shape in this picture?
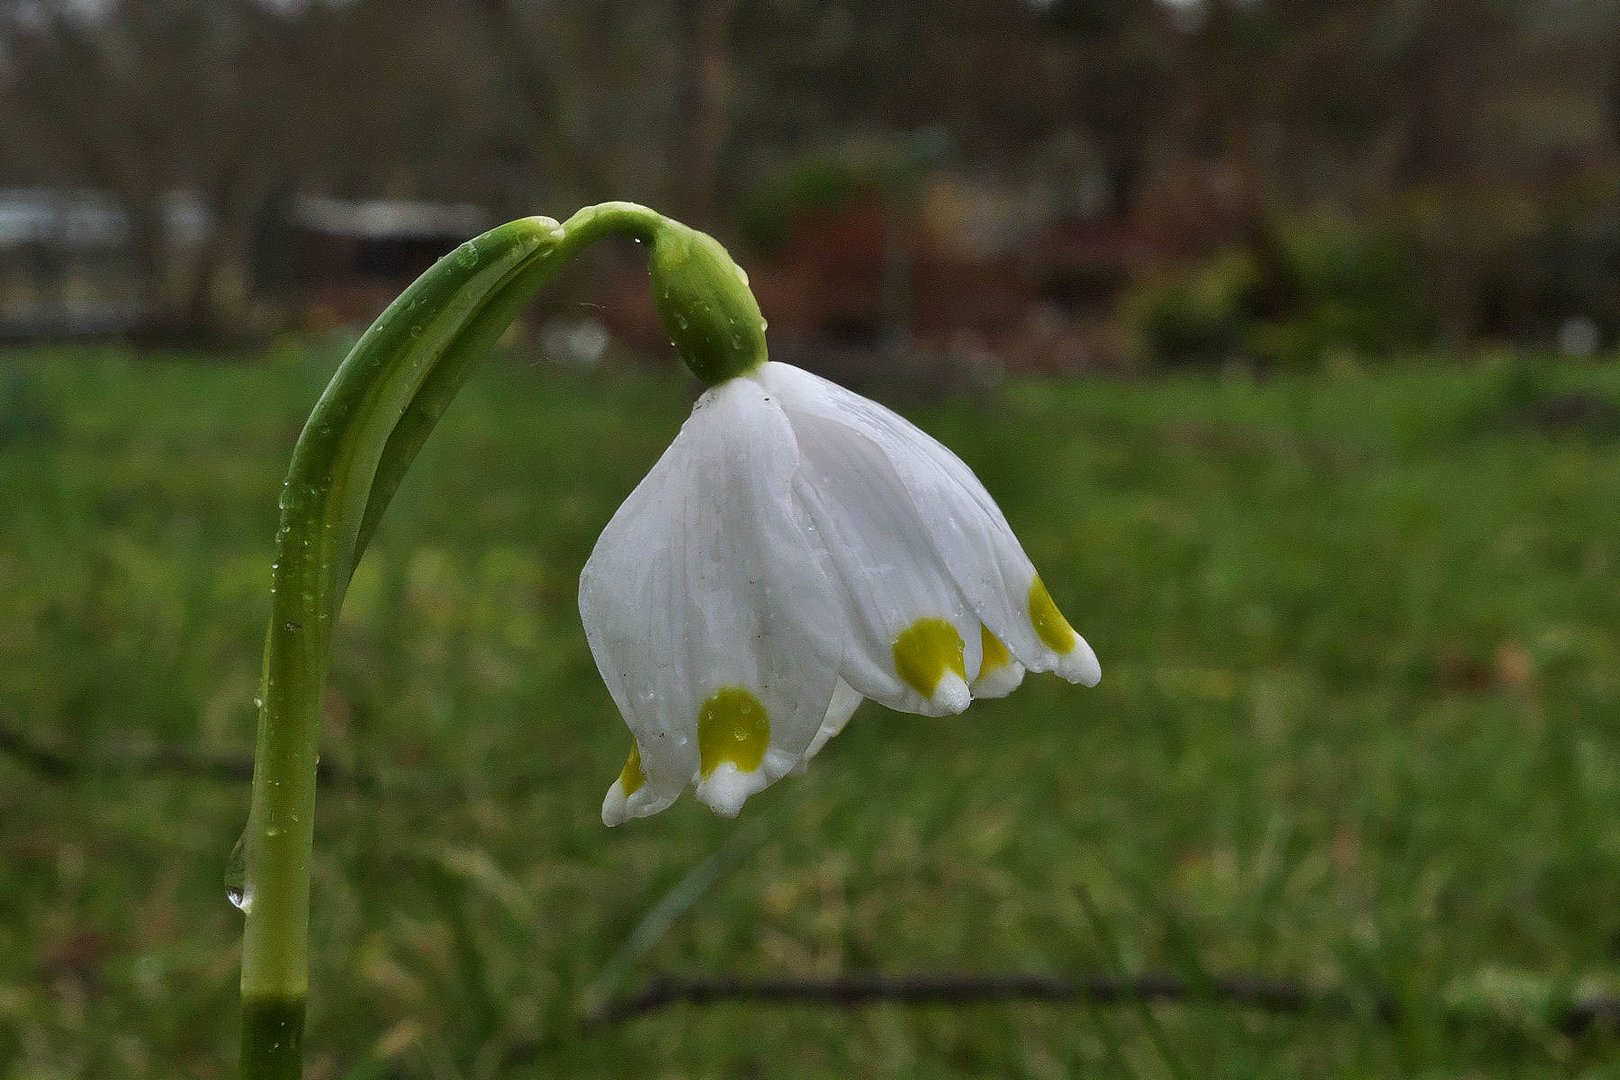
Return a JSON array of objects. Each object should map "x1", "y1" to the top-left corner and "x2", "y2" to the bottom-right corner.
[{"x1": 581, "y1": 219, "x2": 1098, "y2": 825}]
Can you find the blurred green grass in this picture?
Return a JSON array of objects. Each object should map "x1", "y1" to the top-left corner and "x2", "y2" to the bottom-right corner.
[{"x1": 2, "y1": 345, "x2": 1619, "y2": 1078}]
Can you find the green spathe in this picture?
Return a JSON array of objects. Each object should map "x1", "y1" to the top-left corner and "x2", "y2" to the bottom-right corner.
[{"x1": 648, "y1": 219, "x2": 767, "y2": 385}]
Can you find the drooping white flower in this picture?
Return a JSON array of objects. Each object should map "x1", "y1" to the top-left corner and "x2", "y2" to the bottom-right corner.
[{"x1": 582, "y1": 361, "x2": 1099, "y2": 825}]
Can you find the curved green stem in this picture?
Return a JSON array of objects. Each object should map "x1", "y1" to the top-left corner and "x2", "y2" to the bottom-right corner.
[
  {"x1": 238, "y1": 201, "x2": 736, "y2": 1080},
  {"x1": 350, "y1": 202, "x2": 663, "y2": 563}
]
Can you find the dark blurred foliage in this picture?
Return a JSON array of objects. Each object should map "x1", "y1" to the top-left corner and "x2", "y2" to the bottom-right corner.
[
  {"x1": 1, "y1": 0, "x2": 1618, "y2": 365},
  {"x1": 1123, "y1": 217, "x2": 1437, "y2": 370}
]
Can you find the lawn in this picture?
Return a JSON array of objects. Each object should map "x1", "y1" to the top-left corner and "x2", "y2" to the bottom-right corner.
[{"x1": 2, "y1": 345, "x2": 1619, "y2": 1078}]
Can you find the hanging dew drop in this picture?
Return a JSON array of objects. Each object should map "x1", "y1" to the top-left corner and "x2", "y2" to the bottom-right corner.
[{"x1": 225, "y1": 831, "x2": 248, "y2": 912}]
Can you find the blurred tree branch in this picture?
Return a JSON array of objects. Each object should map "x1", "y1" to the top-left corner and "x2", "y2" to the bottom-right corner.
[
  {"x1": 583, "y1": 970, "x2": 1398, "y2": 1028},
  {"x1": 0, "y1": 711, "x2": 544, "y2": 798},
  {"x1": 0, "y1": 712, "x2": 379, "y2": 790},
  {"x1": 581, "y1": 970, "x2": 1620, "y2": 1039},
  {"x1": 0, "y1": 0, "x2": 306, "y2": 341},
  {"x1": 468, "y1": 0, "x2": 611, "y2": 201},
  {"x1": 469, "y1": 0, "x2": 742, "y2": 227},
  {"x1": 671, "y1": 0, "x2": 741, "y2": 227}
]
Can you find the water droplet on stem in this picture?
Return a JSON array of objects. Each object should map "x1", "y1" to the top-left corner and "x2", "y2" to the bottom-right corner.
[{"x1": 225, "y1": 830, "x2": 248, "y2": 912}]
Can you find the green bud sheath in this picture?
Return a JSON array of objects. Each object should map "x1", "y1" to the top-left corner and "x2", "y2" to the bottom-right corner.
[{"x1": 648, "y1": 219, "x2": 767, "y2": 385}]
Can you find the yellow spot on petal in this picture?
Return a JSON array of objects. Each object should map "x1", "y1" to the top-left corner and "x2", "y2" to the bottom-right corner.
[
  {"x1": 893, "y1": 617, "x2": 967, "y2": 698},
  {"x1": 697, "y1": 687, "x2": 770, "y2": 778},
  {"x1": 618, "y1": 743, "x2": 644, "y2": 796},
  {"x1": 1029, "y1": 576, "x2": 1078, "y2": 654},
  {"x1": 978, "y1": 624, "x2": 1012, "y2": 677}
]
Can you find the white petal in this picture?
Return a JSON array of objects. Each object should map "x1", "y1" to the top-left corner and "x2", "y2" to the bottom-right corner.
[
  {"x1": 972, "y1": 657, "x2": 1026, "y2": 700},
  {"x1": 759, "y1": 362, "x2": 1099, "y2": 687},
  {"x1": 697, "y1": 763, "x2": 760, "y2": 818},
  {"x1": 756, "y1": 366, "x2": 982, "y2": 716},
  {"x1": 601, "y1": 775, "x2": 634, "y2": 827},
  {"x1": 792, "y1": 679, "x2": 865, "y2": 774},
  {"x1": 580, "y1": 377, "x2": 844, "y2": 822}
]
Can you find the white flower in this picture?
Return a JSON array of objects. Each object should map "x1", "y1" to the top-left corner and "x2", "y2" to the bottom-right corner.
[{"x1": 582, "y1": 361, "x2": 1100, "y2": 825}]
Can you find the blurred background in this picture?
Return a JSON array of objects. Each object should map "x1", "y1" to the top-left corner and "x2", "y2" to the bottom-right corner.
[
  {"x1": 2, "y1": 1, "x2": 1619, "y2": 1077},
  {"x1": 3, "y1": 0, "x2": 1620, "y2": 372}
]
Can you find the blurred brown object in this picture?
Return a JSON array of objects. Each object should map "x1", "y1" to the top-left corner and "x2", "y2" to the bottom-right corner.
[{"x1": 38, "y1": 930, "x2": 109, "y2": 998}]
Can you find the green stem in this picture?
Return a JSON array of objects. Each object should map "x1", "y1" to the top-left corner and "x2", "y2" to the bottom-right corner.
[
  {"x1": 237, "y1": 201, "x2": 724, "y2": 1080},
  {"x1": 241, "y1": 997, "x2": 303, "y2": 1080},
  {"x1": 351, "y1": 202, "x2": 663, "y2": 563}
]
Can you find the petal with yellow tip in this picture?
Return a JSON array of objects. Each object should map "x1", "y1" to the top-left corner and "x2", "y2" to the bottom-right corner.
[
  {"x1": 971, "y1": 625, "x2": 1026, "y2": 699},
  {"x1": 756, "y1": 362, "x2": 1097, "y2": 687},
  {"x1": 581, "y1": 377, "x2": 844, "y2": 824}
]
